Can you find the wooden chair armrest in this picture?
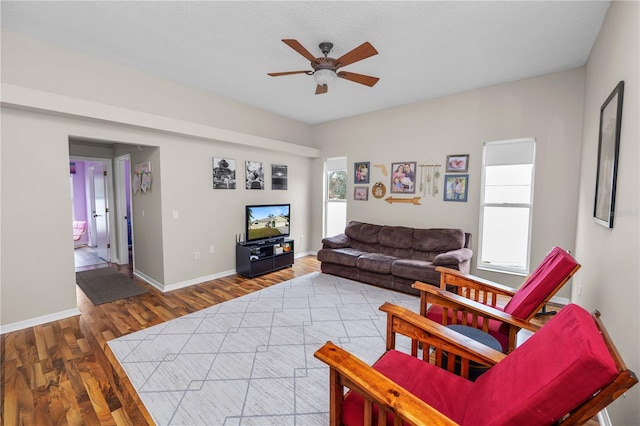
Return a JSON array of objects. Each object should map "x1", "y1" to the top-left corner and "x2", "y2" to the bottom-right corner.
[
  {"x1": 414, "y1": 285, "x2": 539, "y2": 332},
  {"x1": 314, "y1": 341, "x2": 460, "y2": 426},
  {"x1": 379, "y1": 302, "x2": 506, "y2": 366},
  {"x1": 433, "y1": 266, "x2": 517, "y2": 296}
]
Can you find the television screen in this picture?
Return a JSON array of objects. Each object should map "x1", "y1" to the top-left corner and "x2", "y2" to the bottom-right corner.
[{"x1": 246, "y1": 204, "x2": 290, "y2": 243}]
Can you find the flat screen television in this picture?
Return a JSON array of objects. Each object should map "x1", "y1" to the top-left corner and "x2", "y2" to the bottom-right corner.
[{"x1": 245, "y1": 204, "x2": 290, "y2": 244}]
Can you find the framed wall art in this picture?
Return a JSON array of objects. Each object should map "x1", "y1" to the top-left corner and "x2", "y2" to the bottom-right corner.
[
  {"x1": 446, "y1": 154, "x2": 469, "y2": 173},
  {"x1": 354, "y1": 186, "x2": 369, "y2": 201},
  {"x1": 354, "y1": 161, "x2": 370, "y2": 184},
  {"x1": 594, "y1": 80, "x2": 624, "y2": 228},
  {"x1": 390, "y1": 161, "x2": 417, "y2": 193},
  {"x1": 272, "y1": 164, "x2": 288, "y2": 190},
  {"x1": 246, "y1": 161, "x2": 264, "y2": 189},
  {"x1": 212, "y1": 158, "x2": 236, "y2": 189},
  {"x1": 444, "y1": 174, "x2": 468, "y2": 202}
]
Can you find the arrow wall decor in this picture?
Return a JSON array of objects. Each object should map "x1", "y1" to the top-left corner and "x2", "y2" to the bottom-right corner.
[{"x1": 384, "y1": 196, "x2": 422, "y2": 205}]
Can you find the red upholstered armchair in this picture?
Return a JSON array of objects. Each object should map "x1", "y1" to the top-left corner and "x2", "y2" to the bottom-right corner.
[
  {"x1": 315, "y1": 303, "x2": 637, "y2": 426},
  {"x1": 412, "y1": 246, "x2": 580, "y2": 352}
]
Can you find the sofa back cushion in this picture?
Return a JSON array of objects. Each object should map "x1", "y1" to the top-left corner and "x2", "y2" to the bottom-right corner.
[
  {"x1": 345, "y1": 221, "x2": 381, "y2": 244},
  {"x1": 379, "y1": 226, "x2": 416, "y2": 258},
  {"x1": 412, "y1": 228, "x2": 465, "y2": 252},
  {"x1": 463, "y1": 304, "x2": 618, "y2": 425}
]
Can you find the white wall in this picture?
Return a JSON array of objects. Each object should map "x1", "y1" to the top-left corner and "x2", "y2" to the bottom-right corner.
[
  {"x1": 574, "y1": 1, "x2": 639, "y2": 423},
  {"x1": 0, "y1": 30, "x2": 319, "y2": 329},
  {"x1": 313, "y1": 68, "x2": 586, "y2": 292}
]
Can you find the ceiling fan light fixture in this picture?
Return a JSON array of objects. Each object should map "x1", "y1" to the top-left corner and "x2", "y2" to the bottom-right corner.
[{"x1": 313, "y1": 69, "x2": 337, "y2": 85}]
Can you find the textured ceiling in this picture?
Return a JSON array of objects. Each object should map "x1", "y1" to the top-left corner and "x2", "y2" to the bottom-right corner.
[{"x1": 1, "y1": 1, "x2": 609, "y2": 125}]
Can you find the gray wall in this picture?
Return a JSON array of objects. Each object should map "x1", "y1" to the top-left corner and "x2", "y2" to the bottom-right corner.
[
  {"x1": 314, "y1": 68, "x2": 585, "y2": 292},
  {"x1": 574, "y1": 2, "x2": 639, "y2": 423}
]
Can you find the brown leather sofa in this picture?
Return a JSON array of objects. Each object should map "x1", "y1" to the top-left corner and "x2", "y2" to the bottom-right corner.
[{"x1": 317, "y1": 221, "x2": 472, "y2": 295}]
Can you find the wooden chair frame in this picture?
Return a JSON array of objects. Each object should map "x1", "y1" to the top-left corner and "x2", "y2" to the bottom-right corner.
[
  {"x1": 413, "y1": 262, "x2": 581, "y2": 352},
  {"x1": 314, "y1": 303, "x2": 637, "y2": 426}
]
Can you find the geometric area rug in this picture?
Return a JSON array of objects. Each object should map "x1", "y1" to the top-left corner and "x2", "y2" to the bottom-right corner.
[{"x1": 107, "y1": 272, "x2": 419, "y2": 425}]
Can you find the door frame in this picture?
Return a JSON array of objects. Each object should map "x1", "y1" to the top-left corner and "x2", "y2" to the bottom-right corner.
[
  {"x1": 115, "y1": 154, "x2": 133, "y2": 266},
  {"x1": 70, "y1": 156, "x2": 118, "y2": 263}
]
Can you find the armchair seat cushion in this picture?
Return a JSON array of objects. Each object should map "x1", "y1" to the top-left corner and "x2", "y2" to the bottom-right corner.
[
  {"x1": 356, "y1": 253, "x2": 397, "y2": 274},
  {"x1": 342, "y1": 349, "x2": 473, "y2": 426},
  {"x1": 463, "y1": 304, "x2": 619, "y2": 425}
]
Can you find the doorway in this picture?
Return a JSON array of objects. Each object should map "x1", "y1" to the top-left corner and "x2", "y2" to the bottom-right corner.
[
  {"x1": 324, "y1": 157, "x2": 348, "y2": 237},
  {"x1": 70, "y1": 156, "x2": 133, "y2": 271}
]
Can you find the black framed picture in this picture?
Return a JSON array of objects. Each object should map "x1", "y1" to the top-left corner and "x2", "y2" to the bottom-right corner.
[
  {"x1": 272, "y1": 164, "x2": 288, "y2": 190},
  {"x1": 213, "y1": 158, "x2": 236, "y2": 189},
  {"x1": 594, "y1": 81, "x2": 624, "y2": 228}
]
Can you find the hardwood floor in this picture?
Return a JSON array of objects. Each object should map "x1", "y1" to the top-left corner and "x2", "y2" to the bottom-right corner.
[
  {"x1": 1, "y1": 256, "x2": 320, "y2": 425},
  {"x1": 1, "y1": 258, "x2": 597, "y2": 425}
]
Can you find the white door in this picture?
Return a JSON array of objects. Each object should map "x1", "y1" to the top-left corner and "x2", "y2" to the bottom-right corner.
[
  {"x1": 93, "y1": 162, "x2": 111, "y2": 262},
  {"x1": 115, "y1": 155, "x2": 131, "y2": 265}
]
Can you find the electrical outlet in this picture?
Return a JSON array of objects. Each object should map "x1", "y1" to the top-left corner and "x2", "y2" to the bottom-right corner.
[
  {"x1": 578, "y1": 285, "x2": 582, "y2": 297},
  {"x1": 210, "y1": 245, "x2": 215, "y2": 253},
  {"x1": 300, "y1": 234, "x2": 304, "y2": 241},
  {"x1": 195, "y1": 251, "x2": 201, "y2": 260},
  {"x1": 173, "y1": 211, "x2": 180, "y2": 219}
]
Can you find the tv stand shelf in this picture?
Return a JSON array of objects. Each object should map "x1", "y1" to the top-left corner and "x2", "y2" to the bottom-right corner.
[{"x1": 236, "y1": 239, "x2": 294, "y2": 278}]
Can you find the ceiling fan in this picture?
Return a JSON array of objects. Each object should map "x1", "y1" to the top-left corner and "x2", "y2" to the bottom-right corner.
[{"x1": 268, "y1": 39, "x2": 380, "y2": 95}]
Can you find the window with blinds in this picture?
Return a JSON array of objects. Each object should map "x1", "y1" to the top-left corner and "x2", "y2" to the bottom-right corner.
[{"x1": 478, "y1": 138, "x2": 536, "y2": 275}]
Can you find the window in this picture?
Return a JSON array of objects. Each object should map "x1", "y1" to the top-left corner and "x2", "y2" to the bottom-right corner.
[
  {"x1": 324, "y1": 157, "x2": 347, "y2": 237},
  {"x1": 478, "y1": 138, "x2": 535, "y2": 275}
]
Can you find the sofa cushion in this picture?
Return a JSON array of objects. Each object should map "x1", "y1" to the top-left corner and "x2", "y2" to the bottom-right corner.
[
  {"x1": 317, "y1": 248, "x2": 366, "y2": 267},
  {"x1": 345, "y1": 221, "x2": 381, "y2": 244},
  {"x1": 378, "y1": 226, "x2": 415, "y2": 249},
  {"x1": 412, "y1": 228, "x2": 465, "y2": 252},
  {"x1": 391, "y1": 259, "x2": 440, "y2": 284},
  {"x1": 357, "y1": 253, "x2": 397, "y2": 274},
  {"x1": 463, "y1": 304, "x2": 618, "y2": 425}
]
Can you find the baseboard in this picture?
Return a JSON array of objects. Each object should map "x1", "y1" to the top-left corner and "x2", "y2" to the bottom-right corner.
[
  {"x1": 162, "y1": 269, "x2": 237, "y2": 292},
  {"x1": 133, "y1": 269, "x2": 165, "y2": 292},
  {"x1": 549, "y1": 295, "x2": 570, "y2": 306},
  {"x1": 597, "y1": 408, "x2": 611, "y2": 426},
  {"x1": 136, "y1": 253, "x2": 316, "y2": 293},
  {"x1": 0, "y1": 307, "x2": 81, "y2": 335}
]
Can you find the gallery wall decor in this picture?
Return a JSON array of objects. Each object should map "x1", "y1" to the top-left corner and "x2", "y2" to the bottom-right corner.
[
  {"x1": 213, "y1": 158, "x2": 236, "y2": 189},
  {"x1": 444, "y1": 174, "x2": 468, "y2": 202},
  {"x1": 446, "y1": 154, "x2": 469, "y2": 173},
  {"x1": 390, "y1": 161, "x2": 417, "y2": 194},
  {"x1": 354, "y1": 186, "x2": 369, "y2": 201},
  {"x1": 372, "y1": 182, "x2": 386, "y2": 199},
  {"x1": 272, "y1": 164, "x2": 288, "y2": 190},
  {"x1": 354, "y1": 162, "x2": 370, "y2": 184},
  {"x1": 418, "y1": 162, "x2": 442, "y2": 197},
  {"x1": 245, "y1": 161, "x2": 264, "y2": 190},
  {"x1": 594, "y1": 80, "x2": 624, "y2": 228}
]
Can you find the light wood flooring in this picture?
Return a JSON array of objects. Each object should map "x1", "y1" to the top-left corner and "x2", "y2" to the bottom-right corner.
[{"x1": 1, "y1": 257, "x2": 597, "y2": 425}]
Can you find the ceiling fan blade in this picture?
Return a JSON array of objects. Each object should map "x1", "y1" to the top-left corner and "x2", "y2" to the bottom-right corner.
[
  {"x1": 282, "y1": 39, "x2": 319, "y2": 63},
  {"x1": 268, "y1": 70, "x2": 311, "y2": 77},
  {"x1": 315, "y1": 84, "x2": 328, "y2": 95},
  {"x1": 337, "y1": 71, "x2": 380, "y2": 87},
  {"x1": 335, "y1": 42, "x2": 378, "y2": 67}
]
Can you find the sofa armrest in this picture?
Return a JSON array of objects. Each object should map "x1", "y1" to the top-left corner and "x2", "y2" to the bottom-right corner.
[
  {"x1": 321, "y1": 233, "x2": 351, "y2": 249},
  {"x1": 432, "y1": 248, "x2": 473, "y2": 266}
]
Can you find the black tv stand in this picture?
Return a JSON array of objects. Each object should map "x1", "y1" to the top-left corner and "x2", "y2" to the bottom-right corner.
[{"x1": 236, "y1": 239, "x2": 294, "y2": 278}]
